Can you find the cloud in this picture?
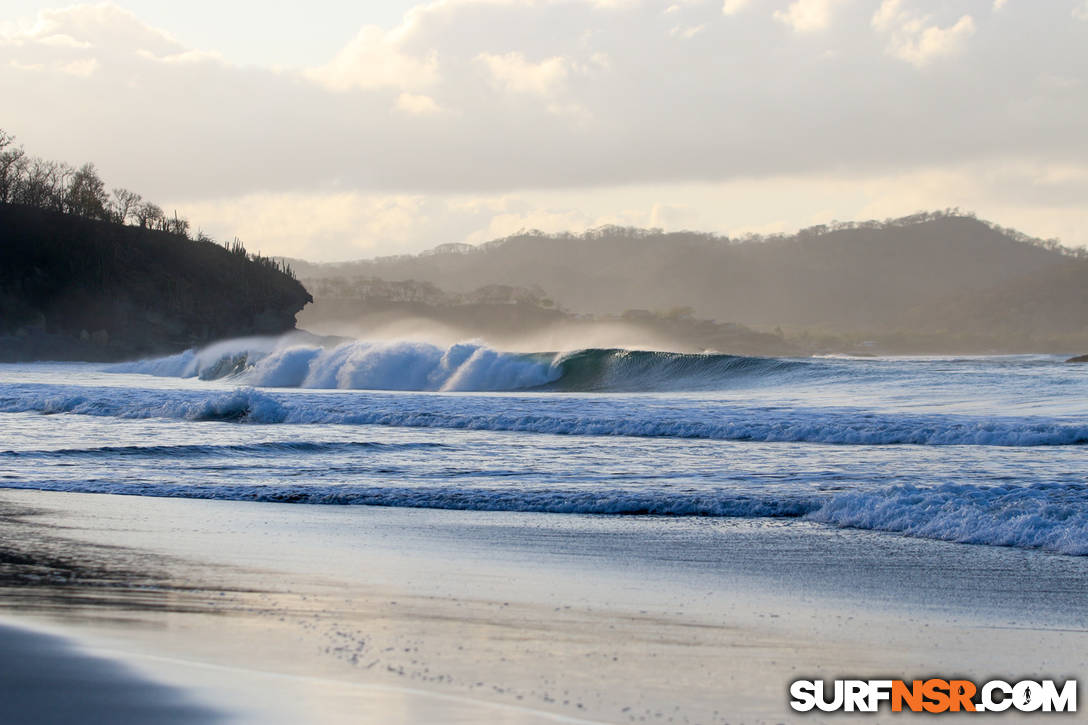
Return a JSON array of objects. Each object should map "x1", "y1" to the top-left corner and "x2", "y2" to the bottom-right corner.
[
  {"x1": 871, "y1": 0, "x2": 903, "y2": 31},
  {"x1": 173, "y1": 160, "x2": 1088, "y2": 261},
  {"x1": 1075, "y1": 1, "x2": 1088, "y2": 21},
  {"x1": 872, "y1": 0, "x2": 975, "y2": 67},
  {"x1": 669, "y1": 24, "x2": 706, "y2": 39},
  {"x1": 773, "y1": 0, "x2": 844, "y2": 32},
  {"x1": 177, "y1": 192, "x2": 438, "y2": 261},
  {"x1": 395, "y1": 92, "x2": 442, "y2": 115},
  {"x1": 305, "y1": 25, "x2": 438, "y2": 91},
  {"x1": 0, "y1": 0, "x2": 1084, "y2": 232},
  {"x1": 721, "y1": 0, "x2": 753, "y2": 15},
  {"x1": 477, "y1": 52, "x2": 570, "y2": 96},
  {"x1": 7, "y1": 3, "x2": 178, "y2": 51},
  {"x1": 59, "y1": 57, "x2": 98, "y2": 76}
]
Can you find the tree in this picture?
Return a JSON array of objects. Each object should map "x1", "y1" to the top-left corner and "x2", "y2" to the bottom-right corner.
[
  {"x1": 135, "y1": 201, "x2": 164, "y2": 229},
  {"x1": 14, "y1": 159, "x2": 72, "y2": 210},
  {"x1": 65, "y1": 163, "x2": 109, "y2": 219},
  {"x1": 0, "y1": 127, "x2": 206, "y2": 242},
  {"x1": 110, "y1": 188, "x2": 142, "y2": 224},
  {"x1": 0, "y1": 131, "x2": 27, "y2": 203},
  {"x1": 164, "y1": 211, "x2": 190, "y2": 238}
]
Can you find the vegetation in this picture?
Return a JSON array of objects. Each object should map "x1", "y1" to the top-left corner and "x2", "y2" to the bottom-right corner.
[
  {"x1": 295, "y1": 278, "x2": 792, "y2": 356},
  {"x1": 0, "y1": 131, "x2": 311, "y2": 361},
  {"x1": 0, "y1": 129, "x2": 295, "y2": 279},
  {"x1": 290, "y1": 211, "x2": 1088, "y2": 354}
]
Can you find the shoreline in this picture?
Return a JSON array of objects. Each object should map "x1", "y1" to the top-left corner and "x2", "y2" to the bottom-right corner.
[
  {"x1": 0, "y1": 616, "x2": 604, "y2": 725},
  {"x1": 1, "y1": 489, "x2": 1086, "y2": 724},
  {"x1": 0, "y1": 617, "x2": 225, "y2": 725}
]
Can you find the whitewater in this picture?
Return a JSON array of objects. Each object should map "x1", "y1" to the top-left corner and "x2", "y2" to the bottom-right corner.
[{"x1": 1, "y1": 336, "x2": 1086, "y2": 555}]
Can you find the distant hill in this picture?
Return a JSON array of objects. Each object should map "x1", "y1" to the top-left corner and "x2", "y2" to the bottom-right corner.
[
  {"x1": 0, "y1": 203, "x2": 312, "y2": 361},
  {"x1": 288, "y1": 212, "x2": 1088, "y2": 353},
  {"x1": 905, "y1": 256, "x2": 1088, "y2": 349},
  {"x1": 296, "y1": 277, "x2": 796, "y2": 356}
]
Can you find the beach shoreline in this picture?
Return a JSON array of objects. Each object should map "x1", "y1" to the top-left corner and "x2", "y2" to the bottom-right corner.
[{"x1": 1, "y1": 489, "x2": 1085, "y2": 724}]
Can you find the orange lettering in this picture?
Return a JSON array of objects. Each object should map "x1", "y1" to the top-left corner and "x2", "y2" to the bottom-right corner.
[
  {"x1": 892, "y1": 680, "x2": 925, "y2": 712},
  {"x1": 948, "y1": 680, "x2": 977, "y2": 712},
  {"x1": 922, "y1": 679, "x2": 951, "y2": 713}
]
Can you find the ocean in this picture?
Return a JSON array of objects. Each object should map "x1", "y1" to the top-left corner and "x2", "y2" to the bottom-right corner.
[{"x1": 1, "y1": 337, "x2": 1086, "y2": 556}]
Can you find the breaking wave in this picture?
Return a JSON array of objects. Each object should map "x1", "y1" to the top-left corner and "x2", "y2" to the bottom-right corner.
[
  {"x1": 2, "y1": 385, "x2": 1085, "y2": 446},
  {"x1": 108, "y1": 339, "x2": 816, "y2": 393},
  {"x1": 2, "y1": 471, "x2": 1084, "y2": 554},
  {"x1": 808, "y1": 483, "x2": 1088, "y2": 556}
]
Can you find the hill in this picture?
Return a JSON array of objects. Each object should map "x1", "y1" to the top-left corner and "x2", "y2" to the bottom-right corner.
[
  {"x1": 289, "y1": 212, "x2": 1087, "y2": 353},
  {"x1": 903, "y1": 256, "x2": 1088, "y2": 349},
  {"x1": 296, "y1": 277, "x2": 796, "y2": 355},
  {"x1": 0, "y1": 203, "x2": 312, "y2": 361}
]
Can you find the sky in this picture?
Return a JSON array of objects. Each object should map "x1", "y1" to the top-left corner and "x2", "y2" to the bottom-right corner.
[{"x1": 2, "y1": 0, "x2": 1086, "y2": 260}]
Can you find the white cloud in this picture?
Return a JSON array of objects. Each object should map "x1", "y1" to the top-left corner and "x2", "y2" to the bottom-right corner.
[
  {"x1": 665, "y1": 0, "x2": 704, "y2": 14},
  {"x1": 648, "y1": 202, "x2": 699, "y2": 229},
  {"x1": 992, "y1": 0, "x2": 1009, "y2": 10},
  {"x1": 872, "y1": 1, "x2": 975, "y2": 67},
  {"x1": 669, "y1": 24, "x2": 706, "y2": 39},
  {"x1": 395, "y1": 92, "x2": 442, "y2": 115},
  {"x1": 477, "y1": 52, "x2": 570, "y2": 96},
  {"x1": 36, "y1": 34, "x2": 93, "y2": 49},
  {"x1": 59, "y1": 57, "x2": 98, "y2": 76},
  {"x1": 773, "y1": 0, "x2": 843, "y2": 32},
  {"x1": 306, "y1": 25, "x2": 438, "y2": 92},
  {"x1": 871, "y1": 0, "x2": 904, "y2": 32},
  {"x1": 9, "y1": 60, "x2": 45, "y2": 72},
  {"x1": 177, "y1": 192, "x2": 434, "y2": 261},
  {"x1": 1, "y1": 3, "x2": 182, "y2": 56},
  {"x1": 1074, "y1": 0, "x2": 1088, "y2": 21},
  {"x1": 721, "y1": 0, "x2": 753, "y2": 15}
]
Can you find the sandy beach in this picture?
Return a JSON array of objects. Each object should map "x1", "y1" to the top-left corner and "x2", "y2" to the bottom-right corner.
[{"x1": 1, "y1": 489, "x2": 1085, "y2": 724}]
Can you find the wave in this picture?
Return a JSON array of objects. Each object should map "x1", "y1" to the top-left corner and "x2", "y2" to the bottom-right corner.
[
  {"x1": 2, "y1": 474, "x2": 1084, "y2": 554},
  {"x1": 808, "y1": 483, "x2": 1088, "y2": 556},
  {"x1": 111, "y1": 339, "x2": 562, "y2": 392},
  {"x1": 0, "y1": 479, "x2": 815, "y2": 518},
  {"x1": 546, "y1": 348, "x2": 810, "y2": 391},
  {"x1": 2, "y1": 385, "x2": 1085, "y2": 446},
  {"x1": 108, "y1": 338, "x2": 816, "y2": 393},
  {"x1": 0, "y1": 440, "x2": 447, "y2": 459}
]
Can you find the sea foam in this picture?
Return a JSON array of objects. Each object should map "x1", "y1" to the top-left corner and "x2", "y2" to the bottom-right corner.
[
  {"x1": 2, "y1": 384, "x2": 1085, "y2": 446},
  {"x1": 113, "y1": 340, "x2": 561, "y2": 392},
  {"x1": 808, "y1": 483, "x2": 1088, "y2": 556}
]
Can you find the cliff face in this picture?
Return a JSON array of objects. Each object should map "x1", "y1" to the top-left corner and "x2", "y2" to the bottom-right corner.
[{"x1": 0, "y1": 203, "x2": 312, "y2": 361}]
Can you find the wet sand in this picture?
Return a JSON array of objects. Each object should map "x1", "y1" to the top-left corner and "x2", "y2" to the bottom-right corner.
[
  {"x1": 0, "y1": 619, "x2": 225, "y2": 725},
  {"x1": 1, "y1": 489, "x2": 1086, "y2": 724}
]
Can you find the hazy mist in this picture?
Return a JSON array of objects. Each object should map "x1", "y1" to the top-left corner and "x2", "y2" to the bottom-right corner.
[{"x1": 291, "y1": 212, "x2": 1088, "y2": 354}]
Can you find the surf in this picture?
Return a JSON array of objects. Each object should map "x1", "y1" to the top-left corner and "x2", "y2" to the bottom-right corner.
[
  {"x1": 3, "y1": 383, "x2": 1085, "y2": 446},
  {"x1": 106, "y1": 336, "x2": 820, "y2": 393}
]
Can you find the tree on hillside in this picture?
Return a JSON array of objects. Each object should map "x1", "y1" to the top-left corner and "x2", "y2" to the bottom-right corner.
[
  {"x1": 135, "y1": 201, "x2": 164, "y2": 229},
  {"x1": 13, "y1": 158, "x2": 73, "y2": 210},
  {"x1": 0, "y1": 128, "x2": 200, "y2": 244},
  {"x1": 110, "y1": 188, "x2": 142, "y2": 224},
  {"x1": 164, "y1": 211, "x2": 190, "y2": 237},
  {"x1": 0, "y1": 131, "x2": 27, "y2": 203},
  {"x1": 65, "y1": 163, "x2": 109, "y2": 219}
]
